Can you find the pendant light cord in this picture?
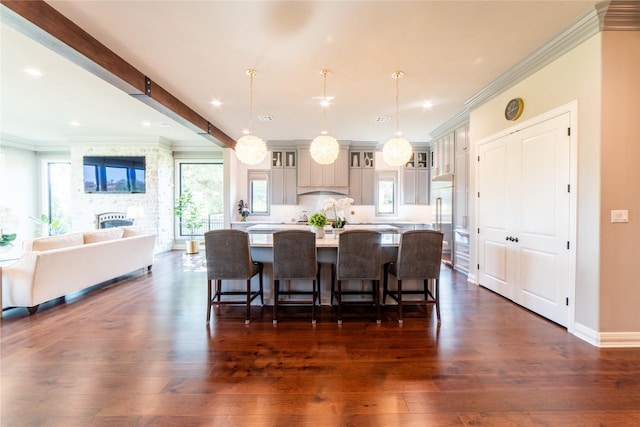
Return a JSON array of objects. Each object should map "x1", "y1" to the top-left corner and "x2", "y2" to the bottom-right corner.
[
  {"x1": 393, "y1": 71, "x2": 403, "y2": 136},
  {"x1": 321, "y1": 69, "x2": 330, "y2": 133},
  {"x1": 247, "y1": 69, "x2": 256, "y2": 134}
]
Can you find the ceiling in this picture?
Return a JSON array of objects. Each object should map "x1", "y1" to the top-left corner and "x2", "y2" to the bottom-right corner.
[{"x1": 1, "y1": 1, "x2": 603, "y2": 152}]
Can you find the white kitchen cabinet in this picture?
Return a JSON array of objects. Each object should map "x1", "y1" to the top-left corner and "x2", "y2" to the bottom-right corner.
[
  {"x1": 297, "y1": 146, "x2": 349, "y2": 194},
  {"x1": 349, "y1": 150, "x2": 375, "y2": 205},
  {"x1": 402, "y1": 151, "x2": 429, "y2": 205},
  {"x1": 271, "y1": 150, "x2": 297, "y2": 205}
]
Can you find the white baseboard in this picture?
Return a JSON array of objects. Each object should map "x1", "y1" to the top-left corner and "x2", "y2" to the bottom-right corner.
[{"x1": 573, "y1": 322, "x2": 640, "y2": 347}]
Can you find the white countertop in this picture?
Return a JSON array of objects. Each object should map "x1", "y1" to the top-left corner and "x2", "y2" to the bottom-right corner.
[{"x1": 246, "y1": 223, "x2": 399, "y2": 232}]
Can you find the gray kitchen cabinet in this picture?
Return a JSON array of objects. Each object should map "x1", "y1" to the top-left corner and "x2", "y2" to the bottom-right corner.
[
  {"x1": 271, "y1": 150, "x2": 297, "y2": 205},
  {"x1": 431, "y1": 133, "x2": 454, "y2": 180},
  {"x1": 402, "y1": 151, "x2": 429, "y2": 205},
  {"x1": 297, "y1": 146, "x2": 349, "y2": 194},
  {"x1": 349, "y1": 150, "x2": 375, "y2": 205}
]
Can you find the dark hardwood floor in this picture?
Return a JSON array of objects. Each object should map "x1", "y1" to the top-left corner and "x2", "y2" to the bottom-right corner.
[{"x1": 2, "y1": 250, "x2": 640, "y2": 426}]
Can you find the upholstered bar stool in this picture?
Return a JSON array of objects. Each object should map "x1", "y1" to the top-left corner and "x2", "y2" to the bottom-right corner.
[
  {"x1": 272, "y1": 230, "x2": 320, "y2": 324},
  {"x1": 383, "y1": 229, "x2": 443, "y2": 323},
  {"x1": 205, "y1": 229, "x2": 264, "y2": 324},
  {"x1": 331, "y1": 230, "x2": 382, "y2": 324}
]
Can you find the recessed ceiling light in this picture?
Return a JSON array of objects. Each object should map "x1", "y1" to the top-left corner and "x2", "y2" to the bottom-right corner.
[
  {"x1": 210, "y1": 100, "x2": 222, "y2": 107},
  {"x1": 23, "y1": 67, "x2": 43, "y2": 77},
  {"x1": 375, "y1": 116, "x2": 391, "y2": 123},
  {"x1": 141, "y1": 121, "x2": 170, "y2": 128},
  {"x1": 258, "y1": 115, "x2": 273, "y2": 122},
  {"x1": 69, "y1": 121, "x2": 80, "y2": 127},
  {"x1": 423, "y1": 101, "x2": 434, "y2": 109}
]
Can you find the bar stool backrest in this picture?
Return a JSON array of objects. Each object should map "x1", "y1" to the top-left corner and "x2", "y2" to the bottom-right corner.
[
  {"x1": 394, "y1": 230, "x2": 443, "y2": 279},
  {"x1": 273, "y1": 230, "x2": 317, "y2": 280},
  {"x1": 336, "y1": 230, "x2": 381, "y2": 280},
  {"x1": 205, "y1": 229, "x2": 255, "y2": 280}
]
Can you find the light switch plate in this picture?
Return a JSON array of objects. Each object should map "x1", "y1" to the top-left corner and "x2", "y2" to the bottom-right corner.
[{"x1": 610, "y1": 210, "x2": 629, "y2": 223}]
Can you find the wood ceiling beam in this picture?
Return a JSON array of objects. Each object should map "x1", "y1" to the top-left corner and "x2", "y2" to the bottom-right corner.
[{"x1": 0, "y1": 0, "x2": 236, "y2": 149}]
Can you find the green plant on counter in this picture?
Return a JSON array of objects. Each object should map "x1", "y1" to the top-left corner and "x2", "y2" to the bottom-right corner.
[
  {"x1": 308, "y1": 212, "x2": 328, "y2": 228},
  {"x1": 0, "y1": 233, "x2": 17, "y2": 246}
]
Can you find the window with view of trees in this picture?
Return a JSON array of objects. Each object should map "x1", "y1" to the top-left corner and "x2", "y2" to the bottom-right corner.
[
  {"x1": 177, "y1": 162, "x2": 224, "y2": 236},
  {"x1": 376, "y1": 171, "x2": 397, "y2": 215},
  {"x1": 248, "y1": 170, "x2": 269, "y2": 214}
]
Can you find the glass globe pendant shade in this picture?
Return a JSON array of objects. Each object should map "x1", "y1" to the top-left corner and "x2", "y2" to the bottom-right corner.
[
  {"x1": 310, "y1": 131, "x2": 340, "y2": 165},
  {"x1": 382, "y1": 136, "x2": 413, "y2": 166},
  {"x1": 235, "y1": 134, "x2": 267, "y2": 165}
]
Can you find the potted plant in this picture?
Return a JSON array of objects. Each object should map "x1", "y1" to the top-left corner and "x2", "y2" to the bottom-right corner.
[
  {"x1": 308, "y1": 212, "x2": 328, "y2": 238},
  {"x1": 174, "y1": 190, "x2": 203, "y2": 254}
]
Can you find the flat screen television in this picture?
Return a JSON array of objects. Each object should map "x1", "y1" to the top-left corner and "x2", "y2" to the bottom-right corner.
[{"x1": 83, "y1": 156, "x2": 146, "y2": 193}]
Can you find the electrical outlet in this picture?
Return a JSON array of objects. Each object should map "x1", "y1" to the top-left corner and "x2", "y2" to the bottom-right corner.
[{"x1": 610, "y1": 210, "x2": 629, "y2": 223}]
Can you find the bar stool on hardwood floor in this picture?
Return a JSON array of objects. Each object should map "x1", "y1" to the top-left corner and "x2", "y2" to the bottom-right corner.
[
  {"x1": 205, "y1": 229, "x2": 264, "y2": 324},
  {"x1": 331, "y1": 230, "x2": 382, "y2": 324},
  {"x1": 272, "y1": 230, "x2": 320, "y2": 324},
  {"x1": 383, "y1": 229, "x2": 443, "y2": 323}
]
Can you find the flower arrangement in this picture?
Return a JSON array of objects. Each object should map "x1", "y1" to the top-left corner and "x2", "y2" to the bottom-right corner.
[
  {"x1": 321, "y1": 197, "x2": 354, "y2": 228},
  {"x1": 237, "y1": 199, "x2": 250, "y2": 221}
]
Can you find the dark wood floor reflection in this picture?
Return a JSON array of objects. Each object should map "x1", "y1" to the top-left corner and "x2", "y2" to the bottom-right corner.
[{"x1": 2, "y1": 250, "x2": 640, "y2": 426}]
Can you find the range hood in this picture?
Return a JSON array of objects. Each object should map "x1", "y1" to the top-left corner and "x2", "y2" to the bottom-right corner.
[{"x1": 297, "y1": 186, "x2": 349, "y2": 195}]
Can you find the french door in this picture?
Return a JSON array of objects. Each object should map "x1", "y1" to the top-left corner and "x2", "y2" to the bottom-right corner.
[{"x1": 478, "y1": 112, "x2": 571, "y2": 326}]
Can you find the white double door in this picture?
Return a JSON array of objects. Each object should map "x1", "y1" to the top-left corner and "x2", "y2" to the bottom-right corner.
[{"x1": 477, "y1": 112, "x2": 571, "y2": 326}]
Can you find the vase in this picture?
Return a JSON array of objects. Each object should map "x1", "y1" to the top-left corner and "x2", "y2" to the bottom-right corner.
[
  {"x1": 312, "y1": 226, "x2": 325, "y2": 239},
  {"x1": 185, "y1": 240, "x2": 199, "y2": 254},
  {"x1": 333, "y1": 228, "x2": 344, "y2": 239}
]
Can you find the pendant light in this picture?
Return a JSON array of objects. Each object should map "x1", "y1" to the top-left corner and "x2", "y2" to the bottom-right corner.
[
  {"x1": 235, "y1": 69, "x2": 267, "y2": 165},
  {"x1": 310, "y1": 69, "x2": 340, "y2": 165},
  {"x1": 382, "y1": 71, "x2": 413, "y2": 167}
]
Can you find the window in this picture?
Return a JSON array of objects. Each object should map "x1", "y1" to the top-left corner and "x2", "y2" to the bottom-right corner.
[
  {"x1": 176, "y1": 162, "x2": 224, "y2": 237},
  {"x1": 248, "y1": 170, "x2": 269, "y2": 214},
  {"x1": 44, "y1": 161, "x2": 72, "y2": 235},
  {"x1": 376, "y1": 171, "x2": 397, "y2": 215}
]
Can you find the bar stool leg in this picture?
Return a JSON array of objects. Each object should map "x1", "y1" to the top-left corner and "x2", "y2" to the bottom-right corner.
[
  {"x1": 207, "y1": 279, "x2": 212, "y2": 324},
  {"x1": 398, "y1": 279, "x2": 403, "y2": 324},
  {"x1": 245, "y1": 279, "x2": 251, "y2": 324},
  {"x1": 273, "y1": 279, "x2": 279, "y2": 325},
  {"x1": 337, "y1": 279, "x2": 343, "y2": 325}
]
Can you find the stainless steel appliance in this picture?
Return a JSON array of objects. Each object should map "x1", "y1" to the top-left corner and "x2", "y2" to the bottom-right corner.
[{"x1": 431, "y1": 178, "x2": 453, "y2": 266}]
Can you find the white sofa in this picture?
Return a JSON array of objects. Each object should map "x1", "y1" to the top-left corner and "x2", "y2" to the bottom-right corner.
[{"x1": 1, "y1": 227, "x2": 156, "y2": 314}]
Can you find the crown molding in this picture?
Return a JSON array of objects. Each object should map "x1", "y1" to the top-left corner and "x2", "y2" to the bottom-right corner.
[
  {"x1": 429, "y1": 109, "x2": 470, "y2": 141},
  {"x1": 604, "y1": 0, "x2": 640, "y2": 31},
  {"x1": 465, "y1": 2, "x2": 608, "y2": 110}
]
